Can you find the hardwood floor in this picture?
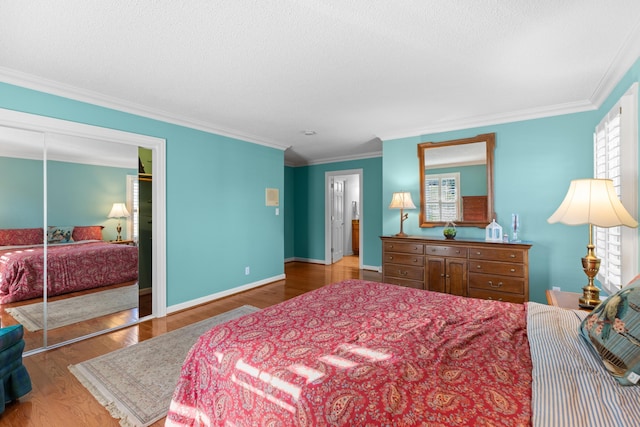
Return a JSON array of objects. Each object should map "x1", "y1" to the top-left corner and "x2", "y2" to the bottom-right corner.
[{"x1": 1, "y1": 257, "x2": 380, "y2": 427}]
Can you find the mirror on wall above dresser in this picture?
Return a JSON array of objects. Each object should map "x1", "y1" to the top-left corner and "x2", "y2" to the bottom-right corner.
[{"x1": 418, "y1": 133, "x2": 495, "y2": 228}]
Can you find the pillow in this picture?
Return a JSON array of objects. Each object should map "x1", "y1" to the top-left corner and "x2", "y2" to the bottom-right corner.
[
  {"x1": 72, "y1": 225, "x2": 104, "y2": 241},
  {"x1": 47, "y1": 226, "x2": 74, "y2": 244},
  {"x1": 580, "y1": 276, "x2": 640, "y2": 385},
  {"x1": 0, "y1": 227, "x2": 44, "y2": 246}
]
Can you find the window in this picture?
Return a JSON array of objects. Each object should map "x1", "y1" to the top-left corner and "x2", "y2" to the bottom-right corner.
[
  {"x1": 424, "y1": 172, "x2": 460, "y2": 221},
  {"x1": 594, "y1": 83, "x2": 638, "y2": 294}
]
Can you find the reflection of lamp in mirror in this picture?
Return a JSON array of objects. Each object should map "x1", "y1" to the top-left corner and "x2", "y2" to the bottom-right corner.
[
  {"x1": 108, "y1": 202, "x2": 131, "y2": 241},
  {"x1": 389, "y1": 192, "x2": 416, "y2": 237},
  {"x1": 547, "y1": 179, "x2": 638, "y2": 309}
]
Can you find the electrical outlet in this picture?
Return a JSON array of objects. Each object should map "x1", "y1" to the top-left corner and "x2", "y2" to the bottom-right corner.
[
  {"x1": 245, "y1": 266, "x2": 250, "y2": 275},
  {"x1": 552, "y1": 286, "x2": 561, "y2": 291}
]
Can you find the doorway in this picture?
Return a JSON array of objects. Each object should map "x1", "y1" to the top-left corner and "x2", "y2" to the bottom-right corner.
[{"x1": 324, "y1": 169, "x2": 363, "y2": 268}]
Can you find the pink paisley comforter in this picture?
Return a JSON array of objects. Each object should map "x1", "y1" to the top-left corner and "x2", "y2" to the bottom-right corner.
[
  {"x1": 166, "y1": 280, "x2": 532, "y2": 426},
  {"x1": 0, "y1": 241, "x2": 138, "y2": 303}
]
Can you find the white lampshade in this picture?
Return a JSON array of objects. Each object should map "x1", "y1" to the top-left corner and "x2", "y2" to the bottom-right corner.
[
  {"x1": 389, "y1": 192, "x2": 416, "y2": 210},
  {"x1": 108, "y1": 202, "x2": 131, "y2": 219},
  {"x1": 547, "y1": 179, "x2": 638, "y2": 227}
]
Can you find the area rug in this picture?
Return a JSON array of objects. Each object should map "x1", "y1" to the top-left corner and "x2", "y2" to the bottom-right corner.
[
  {"x1": 5, "y1": 285, "x2": 138, "y2": 331},
  {"x1": 69, "y1": 305, "x2": 260, "y2": 427}
]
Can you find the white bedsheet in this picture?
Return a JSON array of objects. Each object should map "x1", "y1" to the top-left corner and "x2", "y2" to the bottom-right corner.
[{"x1": 528, "y1": 302, "x2": 640, "y2": 427}]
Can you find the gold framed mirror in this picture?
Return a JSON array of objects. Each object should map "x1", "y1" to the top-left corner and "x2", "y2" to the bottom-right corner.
[{"x1": 418, "y1": 133, "x2": 495, "y2": 228}]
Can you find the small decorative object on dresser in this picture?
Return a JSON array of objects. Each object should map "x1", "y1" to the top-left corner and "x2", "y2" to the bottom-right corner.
[
  {"x1": 381, "y1": 236, "x2": 531, "y2": 302},
  {"x1": 443, "y1": 222, "x2": 456, "y2": 239},
  {"x1": 485, "y1": 218, "x2": 503, "y2": 242}
]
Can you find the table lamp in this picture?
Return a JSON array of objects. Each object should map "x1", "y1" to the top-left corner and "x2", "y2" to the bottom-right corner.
[
  {"x1": 547, "y1": 178, "x2": 638, "y2": 309},
  {"x1": 389, "y1": 191, "x2": 416, "y2": 237},
  {"x1": 108, "y1": 202, "x2": 131, "y2": 241}
]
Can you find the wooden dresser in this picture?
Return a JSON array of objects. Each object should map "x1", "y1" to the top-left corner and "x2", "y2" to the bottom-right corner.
[{"x1": 381, "y1": 236, "x2": 532, "y2": 303}]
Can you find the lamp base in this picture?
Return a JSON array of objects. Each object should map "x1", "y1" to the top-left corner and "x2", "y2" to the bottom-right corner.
[
  {"x1": 578, "y1": 285, "x2": 601, "y2": 310},
  {"x1": 394, "y1": 231, "x2": 408, "y2": 237}
]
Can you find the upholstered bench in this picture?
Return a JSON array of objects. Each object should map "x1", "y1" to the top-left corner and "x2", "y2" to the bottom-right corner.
[{"x1": 0, "y1": 324, "x2": 32, "y2": 414}]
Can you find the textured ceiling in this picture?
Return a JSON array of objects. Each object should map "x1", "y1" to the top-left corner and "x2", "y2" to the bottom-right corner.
[{"x1": 1, "y1": 1, "x2": 640, "y2": 165}]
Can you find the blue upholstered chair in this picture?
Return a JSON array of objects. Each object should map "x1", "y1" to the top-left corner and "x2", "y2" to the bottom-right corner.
[{"x1": 0, "y1": 324, "x2": 32, "y2": 414}]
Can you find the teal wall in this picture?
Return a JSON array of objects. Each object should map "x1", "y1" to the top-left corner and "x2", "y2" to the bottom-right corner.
[
  {"x1": 0, "y1": 82, "x2": 285, "y2": 307},
  {"x1": 0, "y1": 156, "x2": 44, "y2": 227},
  {"x1": 382, "y1": 57, "x2": 640, "y2": 304},
  {"x1": 288, "y1": 157, "x2": 382, "y2": 267},
  {"x1": 48, "y1": 161, "x2": 134, "y2": 241},
  {"x1": 0, "y1": 157, "x2": 132, "y2": 240},
  {"x1": 284, "y1": 165, "x2": 295, "y2": 259}
]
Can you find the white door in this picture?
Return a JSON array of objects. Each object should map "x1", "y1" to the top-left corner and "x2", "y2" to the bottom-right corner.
[{"x1": 331, "y1": 179, "x2": 345, "y2": 263}]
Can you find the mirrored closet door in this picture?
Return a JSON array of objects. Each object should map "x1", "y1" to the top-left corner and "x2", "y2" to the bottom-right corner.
[
  {"x1": 0, "y1": 126, "x2": 46, "y2": 352},
  {"x1": 0, "y1": 108, "x2": 165, "y2": 354}
]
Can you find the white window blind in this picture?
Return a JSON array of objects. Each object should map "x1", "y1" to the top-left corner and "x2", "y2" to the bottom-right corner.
[
  {"x1": 424, "y1": 172, "x2": 460, "y2": 221},
  {"x1": 126, "y1": 175, "x2": 139, "y2": 243},
  {"x1": 593, "y1": 83, "x2": 638, "y2": 293}
]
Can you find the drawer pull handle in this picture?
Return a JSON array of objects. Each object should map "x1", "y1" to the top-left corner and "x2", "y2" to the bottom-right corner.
[
  {"x1": 389, "y1": 256, "x2": 394, "y2": 260},
  {"x1": 455, "y1": 250, "x2": 460, "y2": 254},
  {"x1": 440, "y1": 274, "x2": 445, "y2": 277},
  {"x1": 413, "y1": 258, "x2": 418, "y2": 262},
  {"x1": 489, "y1": 281, "x2": 503, "y2": 288},
  {"x1": 399, "y1": 270, "x2": 408, "y2": 276},
  {"x1": 510, "y1": 268, "x2": 516, "y2": 273},
  {"x1": 476, "y1": 251, "x2": 482, "y2": 255},
  {"x1": 413, "y1": 246, "x2": 419, "y2": 251},
  {"x1": 476, "y1": 265, "x2": 482, "y2": 269},
  {"x1": 510, "y1": 254, "x2": 516, "y2": 258}
]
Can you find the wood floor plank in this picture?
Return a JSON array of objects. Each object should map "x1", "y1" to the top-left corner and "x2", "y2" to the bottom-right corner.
[{"x1": 1, "y1": 257, "x2": 379, "y2": 427}]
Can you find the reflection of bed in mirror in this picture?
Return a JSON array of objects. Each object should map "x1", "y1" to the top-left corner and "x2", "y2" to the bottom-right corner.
[{"x1": 0, "y1": 229, "x2": 138, "y2": 304}]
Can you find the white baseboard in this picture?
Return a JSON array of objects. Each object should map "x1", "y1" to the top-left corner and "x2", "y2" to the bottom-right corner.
[
  {"x1": 166, "y1": 274, "x2": 285, "y2": 314},
  {"x1": 286, "y1": 257, "x2": 326, "y2": 264}
]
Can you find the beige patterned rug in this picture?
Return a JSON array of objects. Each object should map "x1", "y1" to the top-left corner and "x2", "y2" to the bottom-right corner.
[
  {"x1": 69, "y1": 305, "x2": 260, "y2": 427},
  {"x1": 5, "y1": 285, "x2": 138, "y2": 331}
]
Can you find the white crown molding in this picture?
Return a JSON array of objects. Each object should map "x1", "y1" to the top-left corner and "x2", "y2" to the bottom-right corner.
[
  {"x1": 289, "y1": 150, "x2": 382, "y2": 167},
  {"x1": 0, "y1": 66, "x2": 288, "y2": 153},
  {"x1": 377, "y1": 99, "x2": 596, "y2": 142},
  {"x1": 590, "y1": 19, "x2": 640, "y2": 107}
]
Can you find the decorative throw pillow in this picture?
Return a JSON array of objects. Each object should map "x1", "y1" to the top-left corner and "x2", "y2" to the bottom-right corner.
[
  {"x1": 72, "y1": 225, "x2": 104, "y2": 241},
  {"x1": 47, "y1": 226, "x2": 74, "y2": 244},
  {"x1": 0, "y1": 228, "x2": 44, "y2": 246},
  {"x1": 580, "y1": 276, "x2": 640, "y2": 385}
]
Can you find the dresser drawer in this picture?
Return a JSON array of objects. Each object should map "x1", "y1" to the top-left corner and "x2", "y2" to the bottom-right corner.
[
  {"x1": 469, "y1": 260, "x2": 524, "y2": 277},
  {"x1": 384, "y1": 263, "x2": 424, "y2": 281},
  {"x1": 468, "y1": 273, "x2": 525, "y2": 295},
  {"x1": 384, "y1": 276, "x2": 424, "y2": 290},
  {"x1": 424, "y1": 245, "x2": 468, "y2": 258},
  {"x1": 468, "y1": 247, "x2": 525, "y2": 263},
  {"x1": 383, "y1": 241, "x2": 424, "y2": 254},
  {"x1": 383, "y1": 253, "x2": 424, "y2": 266},
  {"x1": 468, "y1": 288, "x2": 525, "y2": 304}
]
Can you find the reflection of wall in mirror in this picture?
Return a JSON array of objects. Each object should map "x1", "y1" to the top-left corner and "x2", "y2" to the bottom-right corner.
[
  {"x1": 0, "y1": 157, "x2": 134, "y2": 238},
  {"x1": 427, "y1": 164, "x2": 487, "y2": 196}
]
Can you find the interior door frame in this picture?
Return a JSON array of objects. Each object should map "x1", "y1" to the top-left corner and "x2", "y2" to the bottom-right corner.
[
  {"x1": 0, "y1": 108, "x2": 167, "y2": 351},
  {"x1": 324, "y1": 169, "x2": 363, "y2": 268}
]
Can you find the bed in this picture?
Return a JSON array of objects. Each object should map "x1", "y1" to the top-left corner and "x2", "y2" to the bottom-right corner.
[
  {"x1": 166, "y1": 279, "x2": 640, "y2": 427},
  {"x1": 0, "y1": 229, "x2": 138, "y2": 304}
]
